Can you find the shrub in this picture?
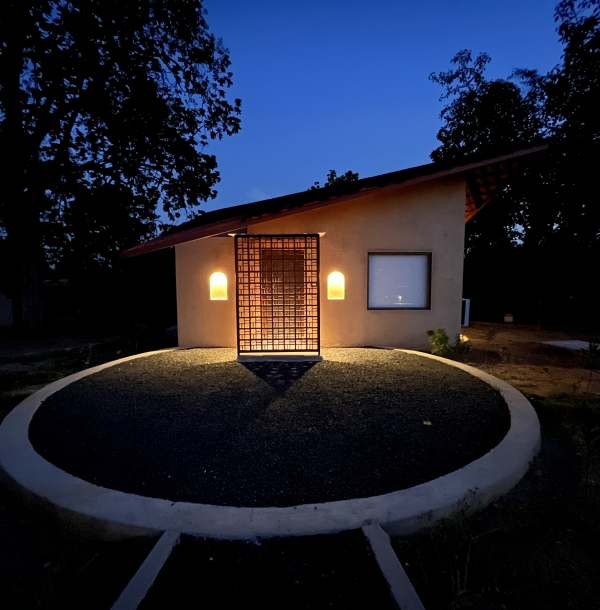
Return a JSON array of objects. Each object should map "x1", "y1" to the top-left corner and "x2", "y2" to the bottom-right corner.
[
  {"x1": 427, "y1": 329, "x2": 471, "y2": 358},
  {"x1": 427, "y1": 329, "x2": 451, "y2": 356}
]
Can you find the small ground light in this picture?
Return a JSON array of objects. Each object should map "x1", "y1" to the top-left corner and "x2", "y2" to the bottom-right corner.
[
  {"x1": 210, "y1": 272, "x2": 227, "y2": 300},
  {"x1": 460, "y1": 334, "x2": 469, "y2": 342}
]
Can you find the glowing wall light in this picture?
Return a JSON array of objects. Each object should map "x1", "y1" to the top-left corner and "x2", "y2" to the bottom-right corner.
[
  {"x1": 210, "y1": 272, "x2": 228, "y2": 300},
  {"x1": 327, "y1": 271, "x2": 345, "y2": 300}
]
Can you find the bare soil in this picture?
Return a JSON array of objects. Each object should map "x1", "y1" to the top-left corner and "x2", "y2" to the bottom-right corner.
[{"x1": 458, "y1": 322, "x2": 600, "y2": 397}]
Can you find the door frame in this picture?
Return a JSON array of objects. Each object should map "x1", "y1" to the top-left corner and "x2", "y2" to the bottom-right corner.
[{"x1": 234, "y1": 234, "x2": 320, "y2": 355}]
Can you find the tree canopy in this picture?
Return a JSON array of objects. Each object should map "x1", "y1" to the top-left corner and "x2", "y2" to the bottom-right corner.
[
  {"x1": 430, "y1": 0, "x2": 600, "y2": 324},
  {"x1": 309, "y1": 169, "x2": 359, "y2": 191},
  {"x1": 429, "y1": 50, "x2": 543, "y2": 163},
  {"x1": 0, "y1": 0, "x2": 241, "y2": 330}
]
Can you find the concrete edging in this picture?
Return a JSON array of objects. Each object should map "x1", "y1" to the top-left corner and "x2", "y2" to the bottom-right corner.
[{"x1": 0, "y1": 348, "x2": 540, "y2": 540}]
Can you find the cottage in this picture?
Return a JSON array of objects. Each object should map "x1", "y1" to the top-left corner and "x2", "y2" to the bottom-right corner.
[{"x1": 121, "y1": 145, "x2": 546, "y2": 358}]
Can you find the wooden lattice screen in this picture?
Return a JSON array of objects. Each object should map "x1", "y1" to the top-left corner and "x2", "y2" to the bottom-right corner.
[{"x1": 235, "y1": 235, "x2": 320, "y2": 354}]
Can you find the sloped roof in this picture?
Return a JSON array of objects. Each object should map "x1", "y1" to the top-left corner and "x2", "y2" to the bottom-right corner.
[{"x1": 121, "y1": 144, "x2": 547, "y2": 259}]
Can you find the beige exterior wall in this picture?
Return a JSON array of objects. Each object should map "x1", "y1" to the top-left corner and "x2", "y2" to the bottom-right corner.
[
  {"x1": 176, "y1": 237, "x2": 237, "y2": 348},
  {"x1": 176, "y1": 175, "x2": 466, "y2": 350}
]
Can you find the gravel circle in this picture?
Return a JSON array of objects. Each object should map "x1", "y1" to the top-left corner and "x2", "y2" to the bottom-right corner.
[{"x1": 29, "y1": 348, "x2": 510, "y2": 508}]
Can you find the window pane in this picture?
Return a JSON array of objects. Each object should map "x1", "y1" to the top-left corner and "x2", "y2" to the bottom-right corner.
[{"x1": 368, "y1": 254, "x2": 429, "y2": 308}]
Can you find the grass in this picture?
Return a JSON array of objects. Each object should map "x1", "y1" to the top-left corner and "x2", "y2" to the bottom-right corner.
[
  {"x1": 0, "y1": 334, "x2": 176, "y2": 425},
  {"x1": 0, "y1": 478, "x2": 157, "y2": 609}
]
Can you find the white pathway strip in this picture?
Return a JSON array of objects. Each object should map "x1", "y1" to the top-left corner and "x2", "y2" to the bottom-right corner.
[
  {"x1": 543, "y1": 340, "x2": 592, "y2": 350},
  {"x1": 363, "y1": 524, "x2": 425, "y2": 610},
  {"x1": 111, "y1": 530, "x2": 180, "y2": 610}
]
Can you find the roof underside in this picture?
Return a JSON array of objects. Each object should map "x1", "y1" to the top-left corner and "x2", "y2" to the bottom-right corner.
[{"x1": 121, "y1": 144, "x2": 547, "y2": 259}]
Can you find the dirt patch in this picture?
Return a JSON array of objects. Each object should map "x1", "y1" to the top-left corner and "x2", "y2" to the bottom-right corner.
[{"x1": 458, "y1": 322, "x2": 600, "y2": 397}]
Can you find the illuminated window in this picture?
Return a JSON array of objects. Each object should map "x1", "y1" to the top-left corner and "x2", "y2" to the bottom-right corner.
[
  {"x1": 210, "y1": 272, "x2": 228, "y2": 300},
  {"x1": 327, "y1": 271, "x2": 345, "y2": 300},
  {"x1": 368, "y1": 253, "x2": 431, "y2": 309}
]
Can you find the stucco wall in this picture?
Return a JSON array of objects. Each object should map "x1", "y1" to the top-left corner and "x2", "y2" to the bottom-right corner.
[
  {"x1": 176, "y1": 237, "x2": 237, "y2": 348},
  {"x1": 176, "y1": 175, "x2": 465, "y2": 350}
]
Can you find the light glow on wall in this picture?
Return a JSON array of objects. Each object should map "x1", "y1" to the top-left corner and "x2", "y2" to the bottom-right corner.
[
  {"x1": 327, "y1": 271, "x2": 345, "y2": 300},
  {"x1": 210, "y1": 272, "x2": 228, "y2": 300}
]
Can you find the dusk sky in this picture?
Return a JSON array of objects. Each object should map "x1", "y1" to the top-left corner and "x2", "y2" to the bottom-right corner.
[{"x1": 196, "y1": 0, "x2": 563, "y2": 215}]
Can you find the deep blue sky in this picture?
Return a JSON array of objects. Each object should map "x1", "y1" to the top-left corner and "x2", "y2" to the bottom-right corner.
[{"x1": 195, "y1": 0, "x2": 562, "y2": 215}]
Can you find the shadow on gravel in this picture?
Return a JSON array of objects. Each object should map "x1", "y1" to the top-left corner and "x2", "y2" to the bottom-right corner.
[{"x1": 241, "y1": 361, "x2": 318, "y2": 394}]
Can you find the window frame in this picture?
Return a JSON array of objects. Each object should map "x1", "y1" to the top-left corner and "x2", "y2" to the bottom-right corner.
[{"x1": 366, "y1": 251, "x2": 432, "y2": 311}]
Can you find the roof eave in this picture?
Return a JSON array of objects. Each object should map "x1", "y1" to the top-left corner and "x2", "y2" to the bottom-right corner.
[{"x1": 120, "y1": 143, "x2": 548, "y2": 259}]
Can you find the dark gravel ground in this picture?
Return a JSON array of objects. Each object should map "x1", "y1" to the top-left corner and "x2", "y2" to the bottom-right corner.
[
  {"x1": 29, "y1": 348, "x2": 510, "y2": 508},
  {"x1": 140, "y1": 530, "x2": 396, "y2": 609}
]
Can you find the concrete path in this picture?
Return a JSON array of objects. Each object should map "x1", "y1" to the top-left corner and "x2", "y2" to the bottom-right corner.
[
  {"x1": 112, "y1": 530, "x2": 180, "y2": 610},
  {"x1": 363, "y1": 524, "x2": 425, "y2": 610},
  {"x1": 543, "y1": 340, "x2": 594, "y2": 351},
  {"x1": 113, "y1": 528, "x2": 415, "y2": 609}
]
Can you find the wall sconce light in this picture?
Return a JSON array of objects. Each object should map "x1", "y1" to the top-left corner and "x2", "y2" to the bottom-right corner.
[
  {"x1": 210, "y1": 272, "x2": 228, "y2": 300},
  {"x1": 327, "y1": 271, "x2": 345, "y2": 300}
]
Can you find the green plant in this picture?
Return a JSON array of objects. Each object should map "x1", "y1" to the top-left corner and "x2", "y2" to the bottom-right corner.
[
  {"x1": 581, "y1": 341, "x2": 600, "y2": 392},
  {"x1": 482, "y1": 326, "x2": 500, "y2": 365},
  {"x1": 427, "y1": 329, "x2": 451, "y2": 356},
  {"x1": 79, "y1": 344, "x2": 93, "y2": 369},
  {"x1": 427, "y1": 329, "x2": 471, "y2": 359}
]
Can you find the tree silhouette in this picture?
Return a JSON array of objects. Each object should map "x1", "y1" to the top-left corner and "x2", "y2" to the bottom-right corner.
[
  {"x1": 0, "y1": 0, "x2": 241, "y2": 331},
  {"x1": 430, "y1": 0, "x2": 600, "y2": 324},
  {"x1": 309, "y1": 169, "x2": 359, "y2": 191},
  {"x1": 429, "y1": 50, "x2": 543, "y2": 163}
]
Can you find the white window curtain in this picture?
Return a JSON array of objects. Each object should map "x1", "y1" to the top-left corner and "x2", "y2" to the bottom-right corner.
[{"x1": 368, "y1": 253, "x2": 430, "y2": 309}]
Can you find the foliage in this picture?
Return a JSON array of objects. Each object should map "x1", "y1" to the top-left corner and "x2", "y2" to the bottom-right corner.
[
  {"x1": 581, "y1": 341, "x2": 600, "y2": 368},
  {"x1": 429, "y1": 51, "x2": 543, "y2": 162},
  {"x1": 482, "y1": 326, "x2": 500, "y2": 365},
  {"x1": 0, "y1": 0, "x2": 241, "y2": 330},
  {"x1": 309, "y1": 169, "x2": 359, "y2": 191},
  {"x1": 427, "y1": 328, "x2": 451, "y2": 356},
  {"x1": 430, "y1": 0, "x2": 600, "y2": 325},
  {"x1": 482, "y1": 326, "x2": 500, "y2": 344},
  {"x1": 581, "y1": 341, "x2": 600, "y2": 391},
  {"x1": 427, "y1": 328, "x2": 471, "y2": 358}
]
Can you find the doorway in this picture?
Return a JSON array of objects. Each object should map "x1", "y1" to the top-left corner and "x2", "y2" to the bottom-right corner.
[{"x1": 235, "y1": 235, "x2": 320, "y2": 355}]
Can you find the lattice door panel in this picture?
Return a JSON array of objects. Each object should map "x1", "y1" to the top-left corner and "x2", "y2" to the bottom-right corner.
[{"x1": 235, "y1": 235, "x2": 320, "y2": 353}]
